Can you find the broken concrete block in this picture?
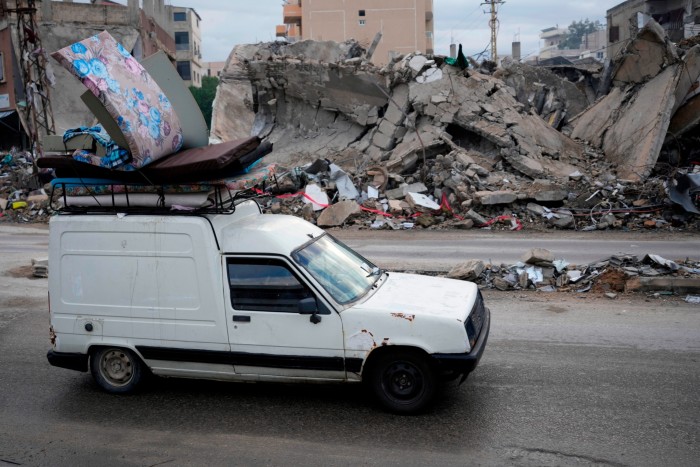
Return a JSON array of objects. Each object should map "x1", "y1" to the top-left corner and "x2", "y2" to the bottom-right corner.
[
  {"x1": 612, "y1": 20, "x2": 676, "y2": 86},
  {"x1": 518, "y1": 271, "x2": 530, "y2": 289},
  {"x1": 447, "y1": 259, "x2": 485, "y2": 281},
  {"x1": 316, "y1": 200, "x2": 361, "y2": 227},
  {"x1": 534, "y1": 189, "x2": 568, "y2": 202},
  {"x1": 454, "y1": 219, "x2": 475, "y2": 230},
  {"x1": 549, "y1": 210, "x2": 575, "y2": 229},
  {"x1": 415, "y1": 214, "x2": 437, "y2": 228},
  {"x1": 377, "y1": 119, "x2": 398, "y2": 137},
  {"x1": 493, "y1": 277, "x2": 511, "y2": 291},
  {"x1": 385, "y1": 182, "x2": 428, "y2": 199},
  {"x1": 384, "y1": 84, "x2": 409, "y2": 126},
  {"x1": 465, "y1": 209, "x2": 489, "y2": 226},
  {"x1": 526, "y1": 203, "x2": 546, "y2": 217},
  {"x1": 521, "y1": 248, "x2": 554, "y2": 265},
  {"x1": 406, "y1": 192, "x2": 441, "y2": 211},
  {"x1": 507, "y1": 154, "x2": 546, "y2": 179},
  {"x1": 454, "y1": 152, "x2": 475, "y2": 167},
  {"x1": 408, "y1": 55, "x2": 428, "y2": 72},
  {"x1": 475, "y1": 190, "x2": 517, "y2": 205},
  {"x1": 372, "y1": 131, "x2": 395, "y2": 151},
  {"x1": 388, "y1": 199, "x2": 404, "y2": 214},
  {"x1": 416, "y1": 67, "x2": 443, "y2": 84},
  {"x1": 302, "y1": 183, "x2": 329, "y2": 211}
]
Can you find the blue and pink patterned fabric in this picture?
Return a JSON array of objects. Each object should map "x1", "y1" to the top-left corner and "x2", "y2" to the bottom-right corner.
[{"x1": 52, "y1": 31, "x2": 183, "y2": 169}]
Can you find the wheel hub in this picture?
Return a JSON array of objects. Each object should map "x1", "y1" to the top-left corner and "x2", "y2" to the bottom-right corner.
[
  {"x1": 101, "y1": 350, "x2": 132, "y2": 384},
  {"x1": 385, "y1": 362, "x2": 422, "y2": 399}
]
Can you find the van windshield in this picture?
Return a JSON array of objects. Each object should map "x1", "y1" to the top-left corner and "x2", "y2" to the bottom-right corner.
[{"x1": 293, "y1": 235, "x2": 382, "y2": 305}]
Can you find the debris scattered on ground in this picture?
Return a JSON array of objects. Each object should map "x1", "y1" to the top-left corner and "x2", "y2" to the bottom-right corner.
[
  {"x1": 430, "y1": 249, "x2": 700, "y2": 295},
  {"x1": 31, "y1": 257, "x2": 49, "y2": 278},
  {"x1": 0, "y1": 148, "x2": 52, "y2": 223}
]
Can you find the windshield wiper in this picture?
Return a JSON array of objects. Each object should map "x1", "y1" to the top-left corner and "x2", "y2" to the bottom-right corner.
[{"x1": 368, "y1": 266, "x2": 386, "y2": 278}]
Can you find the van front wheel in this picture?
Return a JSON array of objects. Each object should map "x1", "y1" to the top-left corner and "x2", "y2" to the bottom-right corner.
[
  {"x1": 90, "y1": 347, "x2": 143, "y2": 394},
  {"x1": 369, "y1": 350, "x2": 436, "y2": 414}
]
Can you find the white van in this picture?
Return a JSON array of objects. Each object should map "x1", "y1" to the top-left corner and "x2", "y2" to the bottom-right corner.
[{"x1": 47, "y1": 200, "x2": 490, "y2": 413}]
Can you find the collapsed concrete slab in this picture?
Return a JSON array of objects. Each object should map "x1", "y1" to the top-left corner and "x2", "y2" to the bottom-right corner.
[
  {"x1": 571, "y1": 20, "x2": 700, "y2": 182},
  {"x1": 496, "y1": 62, "x2": 593, "y2": 129}
]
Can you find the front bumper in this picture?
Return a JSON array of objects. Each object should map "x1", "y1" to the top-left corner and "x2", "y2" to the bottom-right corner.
[
  {"x1": 47, "y1": 350, "x2": 89, "y2": 372},
  {"x1": 431, "y1": 307, "x2": 490, "y2": 378}
]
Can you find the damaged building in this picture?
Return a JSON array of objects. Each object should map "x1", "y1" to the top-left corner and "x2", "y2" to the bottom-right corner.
[{"x1": 209, "y1": 17, "x2": 700, "y2": 230}]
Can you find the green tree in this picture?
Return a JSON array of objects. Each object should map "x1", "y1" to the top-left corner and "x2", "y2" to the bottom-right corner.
[
  {"x1": 189, "y1": 75, "x2": 219, "y2": 130},
  {"x1": 558, "y1": 19, "x2": 603, "y2": 50}
]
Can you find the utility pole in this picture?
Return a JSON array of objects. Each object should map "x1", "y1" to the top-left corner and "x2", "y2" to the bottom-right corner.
[
  {"x1": 5, "y1": 0, "x2": 55, "y2": 156},
  {"x1": 481, "y1": 0, "x2": 505, "y2": 63}
]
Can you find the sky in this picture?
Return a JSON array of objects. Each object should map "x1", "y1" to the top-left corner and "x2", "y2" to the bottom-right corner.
[{"x1": 100, "y1": 1, "x2": 626, "y2": 62}]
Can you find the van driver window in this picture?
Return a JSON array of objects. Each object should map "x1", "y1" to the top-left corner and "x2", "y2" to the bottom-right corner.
[{"x1": 227, "y1": 258, "x2": 313, "y2": 312}]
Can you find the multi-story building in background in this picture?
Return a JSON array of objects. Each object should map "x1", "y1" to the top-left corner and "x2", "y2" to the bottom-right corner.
[
  {"x1": 607, "y1": 0, "x2": 700, "y2": 59},
  {"x1": 166, "y1": 5, "x2": 203, "y2": 87},
  {"x1": 275, "y1": 0, "x2": 434, "y2": 65},
  {"x1": 203, "y1": 61, "x2": 226, "y2": 79}
]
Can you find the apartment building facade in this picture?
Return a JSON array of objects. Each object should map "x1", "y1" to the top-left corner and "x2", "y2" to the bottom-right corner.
[
  {"x1": 276, "y1": 0, "x2": 434, "y2": 65},
  {"x1": 166, "y1": 5, "x2": 203, "y2": 88}
]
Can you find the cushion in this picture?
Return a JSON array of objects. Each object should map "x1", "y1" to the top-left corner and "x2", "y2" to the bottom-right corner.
[
  {"x1": 37, "y1": 138, "x2": 272, "y2": 184},
  {"x1": 51, "y1": 31, "x2": 183, "y2": 169}
]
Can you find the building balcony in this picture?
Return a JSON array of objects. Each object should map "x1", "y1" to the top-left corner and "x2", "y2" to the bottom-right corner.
[
  {"x1": 283, "y1": 4, "x2": 302, "y2": 24},
  {"x1": 276, "y1": 25, "x2": 287, "y2": 37}
]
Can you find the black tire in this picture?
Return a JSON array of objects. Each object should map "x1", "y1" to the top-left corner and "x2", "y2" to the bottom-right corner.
[
  {"x1": 90, "y1": 347, "x2": 143, "y2": 394},
  {"x1": 368, "y1": 350, "x2": 436, "y2": 414}
]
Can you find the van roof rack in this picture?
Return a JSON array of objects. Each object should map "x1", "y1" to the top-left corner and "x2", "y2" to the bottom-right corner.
[{"x1": 49, "y1": 178, "x2": 269, "y2": 216}]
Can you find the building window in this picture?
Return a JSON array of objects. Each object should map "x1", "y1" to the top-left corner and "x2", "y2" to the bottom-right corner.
[
  {"x1": 176, "y1": 61, "x2": 191, "y2": 80},
  {"x1": 359, "y1": 10, "x2": 365, "y2": 16},
  {"x1": 173, "y1": 11, "x2": 186, "y2": 21},
  {"x1": 609, "y1": 25, "x2": 620, "y2": 43},
  {"x1": 175, "y1": 31, "x2": 190, "y2": 51},
  {"x1": 359, "y1": 19, "x2": 366, "y2": 26}
]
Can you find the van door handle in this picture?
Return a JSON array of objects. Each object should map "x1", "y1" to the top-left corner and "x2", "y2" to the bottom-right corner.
[{"x1": 232, "y1": 315, "x2": 251, "y2": 323}]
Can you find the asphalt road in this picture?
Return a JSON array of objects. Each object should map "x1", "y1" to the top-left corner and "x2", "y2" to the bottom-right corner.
[
  {"x1": 0, "y1": 225, "x2": 698, "y2": 466},
  {"x1": 332, "y1": 229, "x2": 700, "y2": 271}
]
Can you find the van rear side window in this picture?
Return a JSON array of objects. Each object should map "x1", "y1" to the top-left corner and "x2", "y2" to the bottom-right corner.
[{"x1": 227, "y1": 258, "x2": 313, "y2": 312}]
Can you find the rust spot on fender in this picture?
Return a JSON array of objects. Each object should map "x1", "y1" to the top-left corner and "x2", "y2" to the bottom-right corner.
[
  {"x1": 390, "y1": 312, "x2": 415, "y2": 322},
  {"x1": 49, "y1": 325, "x2": 56, "y2": 345}
]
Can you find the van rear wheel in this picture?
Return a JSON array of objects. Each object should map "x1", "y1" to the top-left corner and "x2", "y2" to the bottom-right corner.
[{"x1": 90, "y1": 347, "x2": 143, "y2": 394}]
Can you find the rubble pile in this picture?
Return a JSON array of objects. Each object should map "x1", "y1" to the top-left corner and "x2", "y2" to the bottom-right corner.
[
  {"x1": 0, "y1": 148, "x2": 51, "y2": 223},
  {"x1": 210, "y1": 19, "x2": 700, "y2": 231},
  {"x1": 446, "y1": 248, "x2": 700, "y2": 295}
]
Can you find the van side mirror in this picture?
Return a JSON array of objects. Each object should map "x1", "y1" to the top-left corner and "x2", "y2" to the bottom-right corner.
[{"x1": 298, "y1": 297, "x2": 321, "y2": 324}]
